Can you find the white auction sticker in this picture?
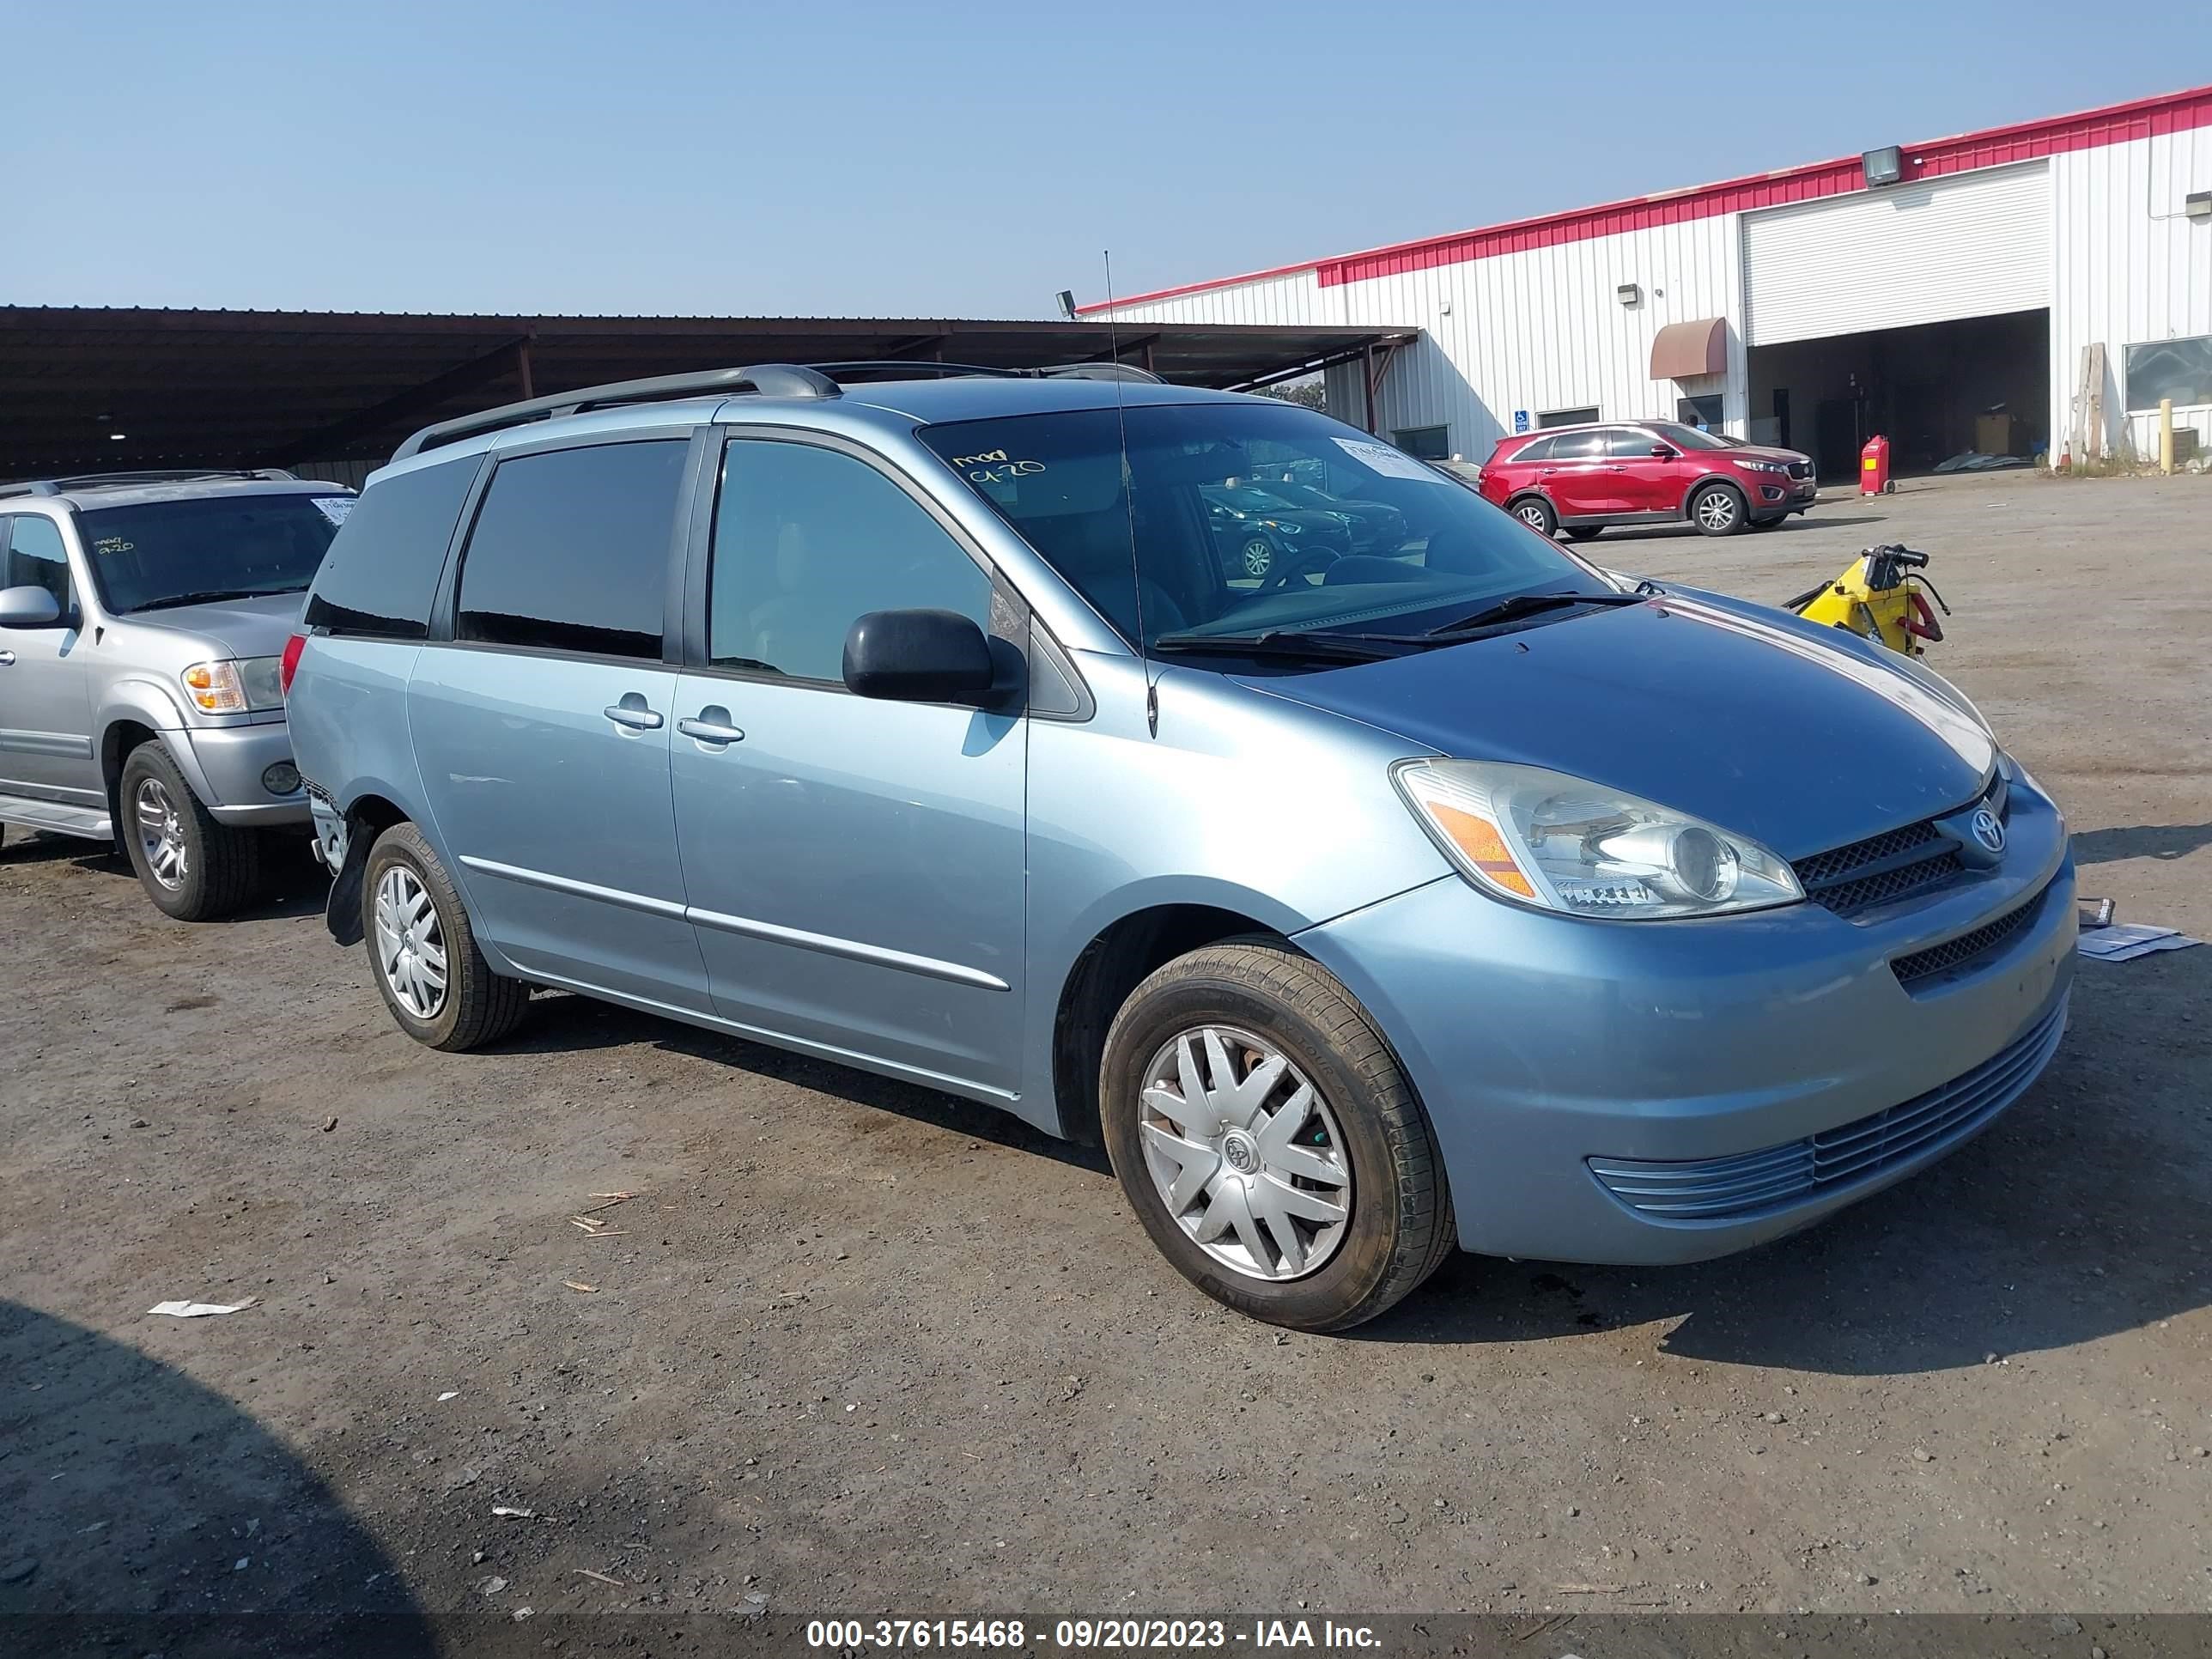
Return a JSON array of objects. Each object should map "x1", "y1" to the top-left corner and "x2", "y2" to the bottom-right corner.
[
  {"x1": 312, "y1": 496, "x2": 356, "y2": 526},
  {"x1": 1333, "y1": 436, "x2": 1446, "y2": 482}
]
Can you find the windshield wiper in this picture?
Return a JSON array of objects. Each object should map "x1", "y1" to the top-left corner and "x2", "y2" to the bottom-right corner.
[
  {"x1": 1151, "y1": 629, "x2": 1406, "y2": 664},
  {"x1": 130, "y1": 586, "x2": 301, "y2": 613},
  {"x1": 1424, "y1": 589, "x2": 1644, "y2": 638}
]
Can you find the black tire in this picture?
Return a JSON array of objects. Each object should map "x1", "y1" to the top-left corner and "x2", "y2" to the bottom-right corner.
[
  {"x1": 361, "y1": 821, "x2": 530, "y2": 1052},
  {"x1": 1563, "y1": 525, "x2": 1603, "y2": 542},
  {"x1": 1100, "y1": 939, "x2": 1455, "y2": 1333},
  {"x1": 1240, "y1": 535, "x2": 1275, "y2": 579},
  {"x1": 118, "y1": 743, "x2": 261, "y2": 921},
  {"x1": 1689, "y1": 482, "x2": 1747, "y2": 537},
  {"x1": 1510, "y1": 495, "x2": 1558, "y2": 537}
]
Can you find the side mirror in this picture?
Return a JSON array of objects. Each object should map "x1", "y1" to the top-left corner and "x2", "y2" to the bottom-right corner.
[
  {"x1": 1648, "y1": 443, "x2": 1677, "y2": 459},
  {"x1": 842, "y1": 608, "x2": 997, "y2": 704},
  {"x1": 0, "y1": 586, "x2": 64, "y2": 629}
]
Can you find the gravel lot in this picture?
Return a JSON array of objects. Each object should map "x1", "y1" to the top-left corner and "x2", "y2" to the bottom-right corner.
[{"x1": 3, "y1": 470, "x2": 2209, "y2": 1644}]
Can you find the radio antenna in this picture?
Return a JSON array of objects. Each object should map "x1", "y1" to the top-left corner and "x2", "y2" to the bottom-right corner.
[{"x1": 1103, "y1": 248, "x2": 1158, "y2": 737}]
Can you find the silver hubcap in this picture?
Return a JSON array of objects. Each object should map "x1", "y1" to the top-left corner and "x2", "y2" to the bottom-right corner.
[
  {"x1": 1518, "y1": 503, "x2": 1549, "y2": 530},
  {"x1": 1697, "y1": 490, "x2": 1736, "y2": 529},
  {"x1": 1138, "y1": 1025, "x2": 1352, "y2": 1282},
  {"x1": 1242, "y1": 538, "x2": 1273, "y2": 576},
  {"x1": 133, "y1": 777, "x2": 188, "y2": 890},
  {"x1": 374, "y1": 866, "x2": 448, "y2": 1021}
]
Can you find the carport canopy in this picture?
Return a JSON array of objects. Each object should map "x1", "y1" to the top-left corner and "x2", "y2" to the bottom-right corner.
[
  {"x1": 0, "y1": 307, "x2": 1415, "y2": 480},
  {"x1": 1650, "y1": 316, "x2": 1728, "y2": 381}
]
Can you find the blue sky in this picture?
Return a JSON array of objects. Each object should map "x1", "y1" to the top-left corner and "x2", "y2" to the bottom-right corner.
[{"x1": 8, "y1": 1, "x2": 2203, "y2": 319}]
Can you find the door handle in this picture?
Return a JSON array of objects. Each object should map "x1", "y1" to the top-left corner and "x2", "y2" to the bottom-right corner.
[
  {"x1": 0, "y1": 652, "x2": 15, "y2": 666},
  {"x1": 678, "y1": 706, "x2": 744, "y2": 746},
  {"x1": 603, "y1": 695, "x2": 663, "y2": 732}
]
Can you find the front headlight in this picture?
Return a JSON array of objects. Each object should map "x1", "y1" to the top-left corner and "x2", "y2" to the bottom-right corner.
[
  {"x1": 1737, "y1": 459, "x2": 1789, "y2": 474},
  {"x1": 1265, "y1": 519, "x2": 1304, "y2": 536},
  {"x1": 181, "y1": 656, "x2": 285, "y2": 714},
  {"x1": 1393, "y1": 759, "x2": 1803, "y2": 920}
]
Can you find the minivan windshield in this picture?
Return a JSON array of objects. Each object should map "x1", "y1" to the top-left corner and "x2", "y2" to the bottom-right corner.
[
  {"x1": 76, "y1": 493, "x2": 350, "y2": 615},
  {"x1": 920, "y1": 402, "x2": 1611, "y2": 654}
]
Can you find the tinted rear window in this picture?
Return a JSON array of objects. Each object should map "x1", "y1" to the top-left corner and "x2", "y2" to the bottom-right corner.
[
  {"x1": 454, "y1": 440, "x2": 687, "y2": 661},
  {"x1": 304, "y1": 459, "x2": 477, "y2": 639}
]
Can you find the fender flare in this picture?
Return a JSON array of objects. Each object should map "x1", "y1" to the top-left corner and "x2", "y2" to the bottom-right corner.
[{"x1": 95, "y1": 680, "x2": 218, "y2": 810}]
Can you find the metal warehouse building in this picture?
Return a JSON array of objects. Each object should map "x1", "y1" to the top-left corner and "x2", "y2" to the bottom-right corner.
[{"x1": 1085, "y1": 84, "x2": 2212, "y2": 479}]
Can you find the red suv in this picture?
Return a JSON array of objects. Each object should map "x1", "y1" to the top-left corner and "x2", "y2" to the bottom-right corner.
[{"x1": 1476, "y1": 420, "x2": 1816, "y2": 539}]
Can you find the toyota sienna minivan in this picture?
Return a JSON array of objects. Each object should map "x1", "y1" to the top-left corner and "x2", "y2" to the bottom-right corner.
[{"x1": 284, "y1": 363, "x2": 2074, "y2": 1331}]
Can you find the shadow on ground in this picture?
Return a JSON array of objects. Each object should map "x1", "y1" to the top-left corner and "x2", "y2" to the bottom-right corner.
[
  {"x1": 2072, "y1": 822, "x2": 2212, "y2": 866},
  {"x1": 0, "y1": 1302, "x2": 434, "y2": 1657}
]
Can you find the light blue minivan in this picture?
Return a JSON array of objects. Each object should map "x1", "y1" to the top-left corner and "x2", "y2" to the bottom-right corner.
[{"x1": 285, "y1": 363, "x2": 2074, "y2": 1330}]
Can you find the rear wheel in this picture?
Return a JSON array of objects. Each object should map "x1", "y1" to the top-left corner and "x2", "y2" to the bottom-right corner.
[
  {"x1": 1100, "y1": 939, "x2": 1454, "y2": 1332},
  {"x1": 118, "y1": 744, "x2": 260, "y2": 921},
  {"x1": 362, "y1": 822, "x2": 530, "y2": 1052},
  {"x1": 1511, "y1": 495, "x2": 1558, "y2": 537},
  {"x1": 1690, "y1": 483, "x2": 1747, "y2": 536}
]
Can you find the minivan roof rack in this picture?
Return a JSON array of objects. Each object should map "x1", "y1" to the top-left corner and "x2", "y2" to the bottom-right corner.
[
  {"x1": 392, "y1": 363, "x2": 843, "y2": 461},
  {"x1": 391, "y1": 357, "x2": 1172, "y2": 465},
  {"x1": 808, "y1": 360, "x2": 1165, "y2": 386},
  {"x1": 0, "y1": 467, "x2": 299, "y2": 499}
]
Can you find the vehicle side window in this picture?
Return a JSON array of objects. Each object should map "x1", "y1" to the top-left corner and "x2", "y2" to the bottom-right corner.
[
  {"x1": 456, "y1": 440, "x2": 688, "y2": 661},
  {"x1": 1547, "y1": 431, "x2": 1605, "y2": 459},
  {"x1": 2, "y1": 515, "x2": 74, "y2": 611},
  {"x1": 1508, "y1": 435, "x2": 1556, "y2": 464},
  {"x1": 305, "y1": 457, "x2": 476, "y2": 639},
  {"x1": 708, "y1": 440, "x2": 992, "y2": 684},
  {"x1": 1607, "y1": 428, "x2": 1663, "y2": 459}
]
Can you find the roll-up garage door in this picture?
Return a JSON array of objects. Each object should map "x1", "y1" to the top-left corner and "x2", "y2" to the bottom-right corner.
[{"x1": 1741, "y1": 161, "x2": 2051, "y2": 346}]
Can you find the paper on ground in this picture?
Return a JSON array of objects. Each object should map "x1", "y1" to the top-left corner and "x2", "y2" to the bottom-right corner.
[
  {"x1": 2077, "y1": 924, "x2": 2201, "y2": 963},
  {"x1": 148, "y1": 1297, "x2": 258, "y2": 1318}
]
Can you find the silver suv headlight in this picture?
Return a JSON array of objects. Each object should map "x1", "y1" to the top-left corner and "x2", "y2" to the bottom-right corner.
[
  {"x1": 181, "y1": 656, "x2": 285, "y2": 714},
  {"x1": 1394, "y1": 759, "x2": 1803, "y2": 919}
]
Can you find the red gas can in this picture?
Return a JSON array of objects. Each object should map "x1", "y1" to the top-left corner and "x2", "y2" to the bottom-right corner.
[{"x1": 1859, "y1": 434, "x2": 1893, "y2": 495}]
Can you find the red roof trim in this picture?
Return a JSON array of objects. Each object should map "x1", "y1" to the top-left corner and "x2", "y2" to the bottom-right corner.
[{"x1": 1079, "y1": 82, "x2": 2212, "y2": 312}]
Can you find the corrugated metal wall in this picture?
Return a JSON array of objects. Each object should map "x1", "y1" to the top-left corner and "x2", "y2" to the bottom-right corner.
[{"x1": 2052, "y1": 124, "x2": 2212, "y2": 458}]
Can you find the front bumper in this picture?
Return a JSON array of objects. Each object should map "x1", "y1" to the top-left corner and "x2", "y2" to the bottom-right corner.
[
  {"x1": 1297, "y1": 777, "x2": 2075, "y2": 1264},
  {"x1": 172, "y1": 721, "x2": 309, "y2": 828}
]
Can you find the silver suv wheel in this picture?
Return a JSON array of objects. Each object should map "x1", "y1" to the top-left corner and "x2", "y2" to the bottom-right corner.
[
  {"x1": 133, "y1": 776, "x2": 188, "y2": 891},
  {"x1": 1137, "y1": 1024, "x2": 1352, "y2": 1280},
  {"x1": 374, "y1": 865, "x2": 448, "y2": 1020}
]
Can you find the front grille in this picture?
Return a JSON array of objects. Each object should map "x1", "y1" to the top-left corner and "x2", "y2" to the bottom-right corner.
[
  {"x1": 1891, "y1": 881, "x2": 2050, "y2": 988},
  {"x1": 1787, "y1": 461, "x2": 1813, "y2": 480},
  {"x1": 1792, "y1": 819, "x2": 1960, "y2": 916},
  {"x1": 1791, "y1": 773, "x2": 2008, "y2": 918},
  {"x1": 1588, "y1": 995, "x2": 2068, "y2": 1223}
]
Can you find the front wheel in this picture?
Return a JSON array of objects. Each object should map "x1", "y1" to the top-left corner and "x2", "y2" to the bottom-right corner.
[
  {"x1": 362, "y1": 822, "x2": 531, "y2": 1051},
  {"x1": 118, "y1": 744, "x2": 261, "y2": 921},
  {"x1": 1563, "y1": 525, "x2": 1602, "y2": 542},
  {"x1": 1100, "y1": 940, "x2": 1454, "y2": 1332},
  {"x1": 1240, "y1": 536, "x2": 1275, "y2": 578},
  {"x1": 1690, "y1": 483, "x2": 1747, "y2": 536}
]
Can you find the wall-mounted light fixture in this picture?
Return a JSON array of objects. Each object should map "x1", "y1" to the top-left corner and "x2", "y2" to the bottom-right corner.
[
  {"x1": 1616, "y1": 283, "x2": 1642, "y2": 307},
  {"x1": 1055, "y1": 289, "x2": 1078, "y2": 319},
  {"x1": 1863, "y1": 145, "x2": 1904, "y2": 187},
  {"x1": 2185, "y1": 191, "x2": 2212, "y2": 221}
]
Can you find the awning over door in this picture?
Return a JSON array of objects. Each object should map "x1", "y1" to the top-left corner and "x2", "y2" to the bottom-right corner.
[{"x1": 1650, "y1": 317, "x2": 1728, "y2": 380}]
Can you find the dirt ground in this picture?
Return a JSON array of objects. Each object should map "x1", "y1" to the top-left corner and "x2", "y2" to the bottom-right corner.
[{"x1": 3, "y1": 470, "x2": 2209, "y2": 1645}]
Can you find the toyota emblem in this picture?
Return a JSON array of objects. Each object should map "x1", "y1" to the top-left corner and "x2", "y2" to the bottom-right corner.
[{"x1": 1970, "y1": 807, "x2": 2006, "y2": 854}]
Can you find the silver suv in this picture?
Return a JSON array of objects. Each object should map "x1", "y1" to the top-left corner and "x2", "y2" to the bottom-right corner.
[{"x1": 0, "y1": 470, "x2": 355, "y2": 919}]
